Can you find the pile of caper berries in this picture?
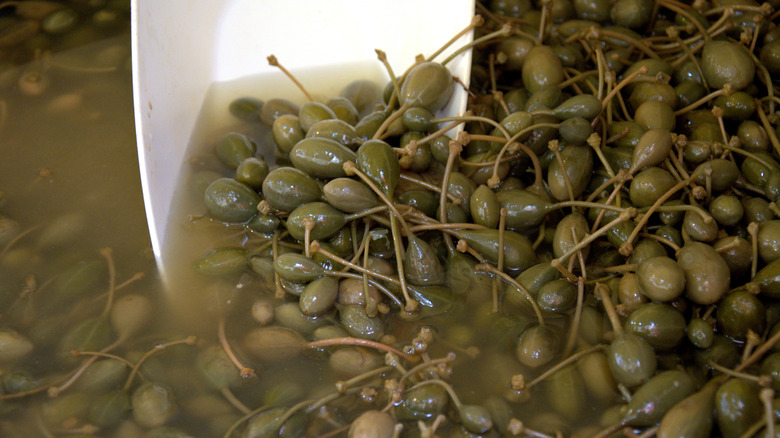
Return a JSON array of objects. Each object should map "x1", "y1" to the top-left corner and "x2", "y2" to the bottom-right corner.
[{"x1": 188, "y1": 0, "x2": 780, "y2": 436}]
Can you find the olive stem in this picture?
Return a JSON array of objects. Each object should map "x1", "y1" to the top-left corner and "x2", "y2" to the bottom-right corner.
[
  {"x1": 266, "y1": 55, "x2": 313, "y2": 102},
  {"x1": 218, "y1": 314, "x2": 256, "y2": 380},
  {"x1": 527, "y1": 344, "x2": 606, "y2": 390},
  {"x1": 595, "y1": 282, "x2": 624, "y2": 337},
  {"x1": 121, "y1": 336, "x2": 197, "y2": 391},
  {"x1": 620, "y1": 176, "x2": 695, "y2": 256},
  {"x1": 475, "y1": 262, "x2": 545, "y2": 326}
]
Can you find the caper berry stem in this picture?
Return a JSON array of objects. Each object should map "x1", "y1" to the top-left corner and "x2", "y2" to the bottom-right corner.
[
  {"x1": 221, "y1": 386, "x2": 251, "y2": 415},
  {"x1": 748, "y1": 222, "x2": 760, "y2": 278},
  {"x1": 427, "y1": 14, "x2": 485, "y2": 64},
  {"x1": 407, "y1": 378, "x2": 464, "y2": 410},
  {"x1": 601, "y1": 65, "x2": 649, "y2": 109},
  {"x1": 526, "y1": 344, "x2": 606, "y2": 390},
  {"x1": 121, "y1": 336, "x2": 197, "y2": 391},
  {"x1": 310, "y1": 241, "x2": 400, "y2": 286},
  {"x1": 218, "y1": 314, "x2": 256, "y2": 380},
  {"x1": 439, "y1": 137, "x2": 463, "y2": 253},
  {"x1": 762, "y1": 388, "x2": 776, "y2": 437},
  {"x1": 336, "y1": 365, "x2": 394, "y2": 395},
  {"x1": 755, "y1": 99, "x2": 780, "y2": 157},
  {"x1": 398, "y1": 174, "x2": 462, "y2": 205},
  {"x1": 620, "y1": 176, "x2": 696, "y2": 256},
  {"x1": 98, "y1": 247, "x2": 116, "y2": 318},
  {"x1": 266, "y1": 55, "x2": 313, "y2": 102},
  {"x1": 707, "y1": 360, "x2": 766, "y2": 385},
  {"x1": 493, "y1": 208, "x2": 508, "y2": 313},
  {"x1": 306, "y1": 337, "x2": 418, "y2": 363},
  {"x1": 563, "y1": 277, "x2": 586, "y2": 357},
  {"x1": 673, "y1": 85, "x2": 730, "y2": 116},
  {"x1": 554, "y1": 208, "x2": 637, "y2": 266},
  {"x1": 659, "y1": 0, "x2": 711, "y2": 42},
  {"x1": 646, "y1": 203, "x2": 713, "y2": 224},
  {"x1": 441, "y1": 23, "x2": 511, "y2": 66},
  {"x1": 595, "y1": 282, "x2": 623, "y2": 337},
  {"x1": 326, "y1": 270, "x2": 404, "y2": 308},
  {"x1": 373, "y1": 102, "x2": 410, "y2": 140},
  {"x1": 475, "y1": 262, "x2": 545, "y2": 326}
]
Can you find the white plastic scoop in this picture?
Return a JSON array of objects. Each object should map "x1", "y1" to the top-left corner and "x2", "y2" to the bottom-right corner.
[{"x1": 131, "y1": 0, "x2": 475, "y2": 273}]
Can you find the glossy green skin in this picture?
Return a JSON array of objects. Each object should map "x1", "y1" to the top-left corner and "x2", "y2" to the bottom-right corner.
[
  {"x1": 273, "y1": 253, "x2": 325, "y2": 282},
  {"x1": 260, "y1": 98, "x2": 299, "y2": 126},
  {"x1": 203, "y1": 178, "x2": 260, "y2": 223},
  {"x1": 356, "y1": 140, "x2": 399, "y2": 197},
  {"x1": 339, "y1": 305, "x2": 383, "y2": 340},
  {"x1": 325, "y1": 96, "x2": 359, "y2": 125},
  {"x1": 398, "y1": 189, "x2": 439, "y2": 218},
  {"x1": 552, "y1": 94, "x2": 602, "y2": 120},
  {"x1": 522, "y1": 45, "x2": 564, "y2": 93},
  {"x1": 322, "y1": 178, "x2": 379, "y2": 214},
  {"x1": 715, "y1": 379, "x2": 762, "y2": 438},
  {"x1": 299, "y1": 276, "x2": 338, "y2": 316},
  {"x1": 753, "y1": 258, "x2": 780, "y2": 299},
  {"x1": 548, "y1": 144, "x2": 593, "y2": 201},
  {"x1": 196, "y1": 345, "x2": 242, "y2": 390},
  {"x1": 624, "y1": 370, "x2": 697, "y2": 427},
  {"x1": 608, "y1": 333, "x2": 657, "y2": 388},
  {"x1": 558, "y1": 117, "x2": 593, "y2": 145},
  {"x1": 676, "y1": 242, "x2": 730, "y2": 305},
  {"x1": 395, "y1": 383, "x2": 449, "y2": 420},
  {"x1": 272, "y1": 114, "x2": 304, "y2": 153},
  {"x1": 702, "y1": 40, "x2": 755, "y2": 90},
  {"x1": 234, "y1": 157, "x2": 269, "y2": 190},
  {"x1": 228, "y1": 97, "x2": 263, "y2": 122},
  {"x1": 630, "y1": 129, "x2": 672, "y2": 172},
  {"x1": 687, "y1": 317, "x2": 714, "y2": 349},
  {"x1": 285, "y1": 202, "x2": 347, "y2": 241},
  {"x1": 713, "y1": 91, "x2": 755, "y2": 121},
  {"x1": 400, "y1": 61, "x2": 453, "y2": 112},
  {"x1": 305, "y1": 119, "x2": 361, "y2": 149},
  {"x1": 608, "y1": 121, "x2": 645, "y2": 149},
  {"x1": 682, "y1": 210, "x2": 718, "y2": 243},
  {"x1": 456, "y1": 229, "x2": 537, "y2": 271},
  {"x1": 525, "y1": 85, "x2": 562, "y2": 112},
  {"x1": 404, "y1": 236, "x2": 445, "y2": 286},
  {"x1": 470, "y1": 185, "x2": 500, "y2": 229},
  {"x1": 708, "y1": 195, "x2": 743, "y2": 226},
  {"x1": 537, "y1": 279, "x2": 577, "y2": 313},
  {"x1": 515, "y1": 324, "x2": 559, "y2": 368},
  {"x1": 758, "y1": 220, "x2": 780, "y2": 263},
  {"x1": 131, "y1": 382, "x2": 176, "y2": 428},
  {"x1": 545, "y1": 364, "x2": 586, "y2": 421},
  {"x1": 496, "y1": 189, "x2": 551, "y2": 228},
  {"x1": 289, "y1": 137, "x2": 356, "y2": 179},
  {"x1": 629, "y1": 167, "x2": 676, "y2": 208},
  {"x1": 629, "y1": 82, "x2": 678, "y2": 110},
  {"x1": 262, "y1": 167, "x2": 322, "y2": 212},
  {"x1": 657, "y1": 380, "x2": 718, "y2": 438},
  {"x1": 214, "y1": 132, "x2": 257, "y2": 169},
  {"x1": 716, "y1": 290, "x2": 766, "y2": 342},
  {"x1": 623, "y1": 303, "x2": 687, "y2": 351},
  {"x1": 692, "y1": 159, "x2": 739, "y2": 192},
  {"x1": 193, "y1": 248, "x2": 247, "y2": 276},
  {"x1": 298, "y1": 101, "x2": 337, "y2": 132}
]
